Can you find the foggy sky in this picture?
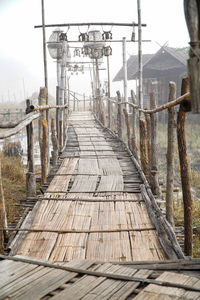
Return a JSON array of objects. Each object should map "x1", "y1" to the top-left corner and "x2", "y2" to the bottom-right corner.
[{"x1": 0, "y1": 0, "x2": 189, "y2": 103}]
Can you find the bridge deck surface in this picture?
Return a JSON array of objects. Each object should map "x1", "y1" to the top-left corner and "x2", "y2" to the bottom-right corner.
[{"x1": 12, "y1": 112, "x2": 168, "y2": 262}]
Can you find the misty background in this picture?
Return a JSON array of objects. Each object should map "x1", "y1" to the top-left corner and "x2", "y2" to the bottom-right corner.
[{"x1": 0, "y1": 0, "x2": 189, "y2": 103}]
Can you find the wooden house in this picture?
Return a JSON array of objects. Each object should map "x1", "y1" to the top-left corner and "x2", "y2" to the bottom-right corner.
[{"x1": 113, "y1": 46, "x2": 188, "y2": 107}]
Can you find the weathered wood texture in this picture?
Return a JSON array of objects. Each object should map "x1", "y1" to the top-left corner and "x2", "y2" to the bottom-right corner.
[
  {"x1": 139, "y1": 118, "x2": 149, "y2": 181},
  {"x1": 117, "y1": 91, "x2": 122, "y2": 139},
  {"x1": 184, "y1": 0, "x2": 200, "y2": 113},
  {"x1": 10, "y1": 111, "x2": 183, "y2": 262},
  {"x1": 177, "y1": 78, "x2": 193, "y2": 256},
  {"x1": 41, "y1": 120, "x2": 48, "y2": 184},
  {"x1": 166, "y1": 82, "x2": 176, "y2": 227},
  {"x1": 51, "y1": 118, "x2": 59, "y2": 166},
  {"x1": 149, "y1": 93, "x2": 161, "y2": 197},
  {"x1": 0, "y1": 160, "x2": 7, "y2": 252},
  {"x1": 26, "y1": 100, "x2": 36, "y2": 197},
  {"x1": 0, "y1": 256, "x2": 200, "y2": 300}
]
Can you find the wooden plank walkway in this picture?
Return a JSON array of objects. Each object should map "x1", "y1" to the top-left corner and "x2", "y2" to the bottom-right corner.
[
  {"x1": 0, "y1": 255, "x2": 200, "y2": 300},
  {"x1": 8, "y1": 112, "x2": 182, "y2": 262}
]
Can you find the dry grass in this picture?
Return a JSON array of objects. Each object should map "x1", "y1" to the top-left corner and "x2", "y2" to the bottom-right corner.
[{"x1": 0, "y1": 152, "x2": 26, "y2": 225}]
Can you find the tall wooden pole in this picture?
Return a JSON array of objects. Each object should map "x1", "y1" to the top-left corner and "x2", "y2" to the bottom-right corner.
[
  {"x1": 166, "y1": 82, "x2": 176, "y2": 227},
  {"x1": 107, "y1": 55, "x2": 111, "y2": 128},
  {"x1": 137, "y1": 0, "x2": 143, "y2": 114},
  {"x1": 41, "y1": 0, "x2": 48, "y2": 120},
  {"x1": 26, "y1": 100, "x2": 36, "y2": 197},
  {"x1": 177, "y1": 77, "x2": 193, "y2": 256},
  {"x1": 0, "y1": 159, "x2": 8, "y2": 252},
  {"x1": 150, "y1": 93, "x2": 161, "y2": 197},
  {"x1": 122, "y1": 37, "x2": 128, "y2": 105}
]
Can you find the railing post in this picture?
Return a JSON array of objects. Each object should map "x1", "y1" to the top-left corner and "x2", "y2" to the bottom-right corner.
[
  {"x1": 108, "y1": 98, "x2": 111, "y2": 129},
  {"x1": 51, "y1": 118, "x2": 59, "y2": 166},
  {"x1": 41, "y1": 119, "x2": 48, "y2": 184},
  {"x1": 59, "y1": 120, "x2": 63, "y2": 151},
  {"x1": 139, "y1": 118, "x2": 149, "y2": 181},
  {"x1": 130, "y1": 90, "x2": 139, "y2": 160},
  {"x1": 117, "y1": 91, "x2": 122, "y2": 139},
  {"x1": 177, "y1": 77, "x2": 193, "y2": 256},
  {"x1": 123, "y1": 107, "x2": 131, "y2": 149},
  {"x1": 150, "y1": 92, "x2": 161, "y2": 197},
  {"x1": 166, "y1": 82, "x2": 176, "y2": 228},
  {"x1": 145, "y1": 111, "x2": 151, "y2": 170},
  {"x1": 26, "y1": 99, "x2": 36, "y2": 197},
  {"x1": 56, "y1": 86, "x2": 59, "y2": 138},
  {"x1": 38, "y1": 88, "x2": 46, "y2": 152},
  {"x1": 102, "y1": 101, "x2": 106, "y2": 126},
  {"x1": 0, "y1": 159, "x2": 8, "y2": 252}
]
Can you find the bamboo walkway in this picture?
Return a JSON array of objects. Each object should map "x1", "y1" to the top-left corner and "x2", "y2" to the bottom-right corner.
[
  {"x1": 1, "y1": 255, "x2": 200, "y2": 300},
  {"x1": 8, "y1": 111, "x2": 181, "y2": 262}
]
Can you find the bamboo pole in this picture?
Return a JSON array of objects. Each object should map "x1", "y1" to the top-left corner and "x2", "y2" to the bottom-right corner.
[
  {"x1": 145, "y1": 111, "x2": 151, "y2": 173},
  {"x1": 35, "y1": 22, "x2": 147, "y2": 29},
  {"x1": 31, "y1": 104, "x2": 68, "y2": 111},
  {"x1": 56, "y1": 86, "x2": 59, "y2": 138},
  {"x1": 38, "y1": 88, "x2": 46, "y2": 153},
  {"x1": 166, "y1": 82, "x2": 176, "y2": 227},
  {"x1": 117, "y1": 91, "x2": 122, "y2": 139},
  {"x1": 177, "y1": 77, "x2": 193, "y2": 256},
  {"x1": 139, "y1": 118, "x2": 149, "y2": 181},
  {"x1": 123, "y1": 108, "x2": 131, "y2": 149},
  {"x1": 130, "y1": 90, "x2": 139, "y2": 160},
  {"x1": 41, "y1": 120, "x2": 48, "y2": 184},
  {"x1": 0, "y1": 160, "x2": 8, "y2": 253},
  {"x1": 26, "y1": 100, "x2": 36, "y2": 197},
  {"x1": 150, "y1": 93, "x2": 161, "y2": 197},
  {"x1": 122, "y1": 37, "x2": 128, "y2": 105},
  {"x1": 59, "y1": 120, "x2": 63, "y2": 151},
  {"x1": 51, "y1": 118, "x2": 58, "y2": 166},
  {"x1": 41, "y1": 0, "x2": 48, "y2": 122},
  {"x1": 184, "y1": 0, "x2": 200, "y2": 113},
  {"x1": 107, "y1": 55, "x2": 111, "y2": 128},
  {"x1": 102, "y1": 101, "x2": 106, "y2": 126}
]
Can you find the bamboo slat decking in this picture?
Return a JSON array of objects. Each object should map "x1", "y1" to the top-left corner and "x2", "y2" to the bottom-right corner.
[
  {"x1": 8, "y1": 112, "x2": 181, "y2": 262},
  {"x1": 0, "y1": 255, "x2": 200, "y2": 300}
]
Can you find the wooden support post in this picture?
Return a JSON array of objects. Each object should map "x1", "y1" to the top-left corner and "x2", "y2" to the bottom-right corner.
[
  {"x1": 0, "y1": 160, "x2": 8, "y2": 252},
  {"x1": 166, "y1": 82, "x2": 176, "y2": 228},
  {"x1": 59, "y1": 120, "x2": 63, "y2": 151},
  {"x1": 117, "y1": 91, "x2": 122, "y2": 139},
  {"x1": 139, "y1": 118, "x2": 149, "y2": 181},
  {"x1": 102, "y1": 101, "x2": 106, "y2": 126},
  {"x1": 26, "y1": 100, "x2": 36, "y2": 197},
  {"x1": 83, "y1": 93, "x2": 86, "y2": 111},
  {"x1": 108, "y1": 99, "x2": 111, "y2": 129},
  {"x1": 150, "y1": 93, "x2": 161, "y2": 197},
  {"x1": 145, "y1": 111, "x2": 151, "y2": 169},
  {"x1": 123, "y1": 108, "x2": 131, "y2": 149},
  {"x1": 38, "y1": 87, "x2": 46, "y2": 151},
  {"x1": 41, "y1": 120, "x2": 48, "y2": 184},
  {"x1": 184, "y1": 0, "x2": 200, "y2": 113},
  {"x1": 177, "y1": 77, "x2": 193, "y2": 256},
  {"x1": 56, "y1": 86, "x2": 59, "y2": 139},
  {"x1": 131, "y1": 90, "x2": 139, "y2": 160},
  {"x1": 51, "y1": 118, "x2": 59, "y2": 166}
]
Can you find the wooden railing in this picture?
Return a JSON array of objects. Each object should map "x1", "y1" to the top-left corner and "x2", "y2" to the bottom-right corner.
[{"x1": 92, "y1": 77, "x2": 193, "y2": 257}]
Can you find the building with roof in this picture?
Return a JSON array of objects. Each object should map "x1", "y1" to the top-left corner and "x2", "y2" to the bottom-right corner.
[{"x1": 113, "y1": 46, "x2": 188, "y2": 107}]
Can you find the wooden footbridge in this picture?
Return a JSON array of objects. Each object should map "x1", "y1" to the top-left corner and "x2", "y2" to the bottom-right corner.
[{"x1": 0, "y1": 83, "x2": 200, "y2": 298}]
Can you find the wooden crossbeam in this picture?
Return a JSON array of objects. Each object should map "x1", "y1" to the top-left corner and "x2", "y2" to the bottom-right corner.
[{"x1": 3, "y1": 227, "x2": 155, "y2": 234}]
